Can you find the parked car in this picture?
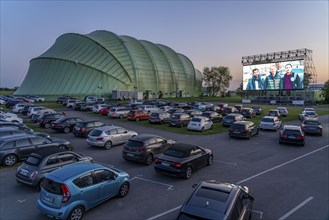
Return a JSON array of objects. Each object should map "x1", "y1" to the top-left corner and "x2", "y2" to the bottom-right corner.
[
  {"x1": 201, "y1": 111, "x2": 223, "y2": 123},
  {"x1": 279, "y1": 125, "x2": 305, "y2": 146},
  {"x1": 87, "y1": 126, "x2": 137, "y2": 150},
  {"x1": 21, "y1": 104, "x2": 36, "y2": 115},
  {"x1": 240, "y1": 108, "x2": 256, "y2": 118},
  {"x1": 169, "y1": 113, "x2": 191, "y2": 127},
  {"x1": 187, "y1": 116, "x2": 213, "y2": 132},
  {"x1": 99, "y1": 107, "x2": 110, "y2": 116},
  {"x1": 80, "y1": 103, "x2": 94, "y2": 111},
  {"x1": 184, "y1": 109, "x2": 203, "y2": 118},
  {"x1": 167, "y1": 108, "x2": 185, "y2": 115},
  {"x1": 26, "y1": 95, "x2": 45, "y2": 102},
  {"x1": 38, "y1": 113, "x2": 64, "y2": 129},
  {"x1": 0, "y1": 127, "x2": 50, "y2": 139},
  {"x1": 127, "y1": 109, "x2": 150, "y2": 121},
  {"x1": 158, "y1": 105, "x2": 172, "y2": 112},
  {"x1": 177, "y1": 180, "x2": 254, "y2": 220},
  {"x1": 222, "y1": 106, "x2": 239, "y2": 116},
  {"x1": 234, "y1": 104, "x2": 243, "y2": 112},
  {"x1": 148, "y1": 111, "x2": 171, "y2": 124},
  {"x1": 298, "y1": 111, "x2": 319, "y2": 121},
  {"x1": 36, "y1": 162, "x2": 130, "y2": 220},
  {"x1": 16, "y1": 148, "x2": 92, "y2": 188},
  {"x1": 276, "y1": 107, "x2": 288, "y2": 117},
  {"x1": 301, "y1": 119, "x2": 322, "y2": 136},
  {"x1": 0, "y1": 121, "x2": 33, "y2": 133},
  {"x1": 92, "y1": 104, "x2": 109, "y2": 113},
  {"x1": 0, "y1": 135, "x2": 71, "y2": 166},
  {"x1": 268, "y1": 109, "x2": 281, "y2": 118},
  {"x1": 73, "y1": 121, "x2": 105, "y2": 138},
  {"x1": 51, "y1": 117, "x2": 84, "y2": 133},
  {"x1": 222, "y1": 113, "x2": 246, "y2": 127},
  {"x1": 108, "y1": 107, "x2": 130, "y2": 118},
  {"x1": 66, "y1": 99, "x2": 81, "y2": 108},
  {"x1": 122, "y1": 134, "x2": 175, "y2": 165},
  {"x1": 27, "y1": 106, "x2": 47, "y2": 117},
  {"x1": 141, "y1": 105, "x2": 159, "y2": 113},
  {"x1": 259, "y1": 116, "x2": 282, "y2": 131},
  {"x1": 252, "y1": 106, "x2": 262, "y2": 115},
  {"x1": 12, "y1": 103, "x2": 30, "y2": 113},
  {"x1": 229, "y1": 121, "x2": 259, "y2": 139},
  {"x1": 0, "y1": 114, "x2": 23, "y2": 123},
  {"x1": 154, "y1": 143, "x2": 213, "y2": 179}
]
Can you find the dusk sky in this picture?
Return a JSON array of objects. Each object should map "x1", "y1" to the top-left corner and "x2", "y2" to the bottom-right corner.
[{"x1": 1, "y1": 1, "x2": 328, "y2": 90}]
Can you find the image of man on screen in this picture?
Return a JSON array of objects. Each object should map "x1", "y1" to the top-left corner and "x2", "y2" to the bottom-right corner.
[
  {"x1": 246, "y1": 68, "x2": 264, "y2": 90},
  {"x1": 281, "y1": 63, "x2": 302, "y2": 90},
  {"x1": 264, "y1": 65, "x2": 281, "y2": 90}
]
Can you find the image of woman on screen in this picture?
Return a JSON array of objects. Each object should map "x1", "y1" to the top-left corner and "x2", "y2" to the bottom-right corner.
[
  {"x1": 264, "y1": 65, "x2": 281, "y2": 90},
  {"x1": 280, "y1": 63, "x2": 302, "y2": 90},
  {"x1": 246, "y1": 68, "x2": 264, "y2": 90}
]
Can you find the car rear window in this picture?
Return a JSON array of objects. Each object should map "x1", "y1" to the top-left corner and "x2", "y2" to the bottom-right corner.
[
  {"x1": 25, "y1": 156, "x2": 42, "y2": 166},
  {"x1": 126, "y1": 140, "x2": 144, "y2": 148},
  {"x1": 225, "y1": 116, "x2": 234, "y2": 120},
  {"x1": 261, "y1": 118, "x2": 274, "y2": 122},
  {"x1": 283, "y1": 130, "x2": 301, "y2": 135},
  {"x1": 89, "y1": 129, "x2": 102, "y2": 136},
  {"x1": 304, "y1": 121, "x2": 319, "y2": 125},
  {"x1": 42, "y1": 178, "x2": 63, "y2": 195},
  {"x1": 230, "y1": 124, "x2": 245, "y2": 130},
  {"x1": 195, "y1": 186, "x2": 230, "y2": 202}
]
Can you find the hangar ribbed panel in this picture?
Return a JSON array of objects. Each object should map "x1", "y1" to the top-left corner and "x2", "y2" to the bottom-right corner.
[{"x1": 15, "y1": 30, "x2": 202, "y2": 98}]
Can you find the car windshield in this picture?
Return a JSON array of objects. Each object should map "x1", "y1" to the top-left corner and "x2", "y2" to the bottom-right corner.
[
  {"x1": 150, "y1": 113, "x2": 159, "y2": 117},
  {"x1": 126, "y1": 140, "x2": 144, "y2": 148},
  {"x1": 164, "y1": 149, "x2": 188, "y2": 158},
  {"x1": 261, "y1": 118, "x2": 274, "y2": 122},
  {"x1": 283, "y1": 130, "x2": 301, "y2": 135}
]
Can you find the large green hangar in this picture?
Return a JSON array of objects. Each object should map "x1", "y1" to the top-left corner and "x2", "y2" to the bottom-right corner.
[{"x1": 15, "y1": 30, "x2": 202, "y2": 99}]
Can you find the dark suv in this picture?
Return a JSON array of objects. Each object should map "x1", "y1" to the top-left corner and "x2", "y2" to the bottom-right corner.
[
  {"x1": 148, "y1": 111, "x2": 171, "y2": 124},
  {"x1": 169, "y1": 113, "x2": 191, "y2": 127},
  {"x1": 178, "y1": 180, "x2": 254, "y2": 220},
  {"x1": 222, "y1": 113, "x2": 246, "y2": 127},
  {"x1": 51, "y1": 117, "x2": 84, "y2": 133},
  {"x1": 229, "y1": 121, "x2": 259, "y2": 139},
  {"x1": 38, "y1": 113, "x2": 63, "y2": 129},
  {"x1": 73, "y1": 120, "x2": 105, "y2": 137},
  {"x1": 279, "y1": 125, "x2": 305, "y2": 146},
  {"x1": 16, "y1": 148, "x2": 92, "y2": 189},
  {"x1": 122, "y1": 134, "x2": 175, "y2": 165}
]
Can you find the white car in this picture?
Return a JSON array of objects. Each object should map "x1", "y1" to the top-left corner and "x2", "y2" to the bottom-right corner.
[
  {"x1": 259, "y1": 116, "x2": 282, "y2": 131},
  {"x1": 187, "y1": 116, "x2": 213, "y2": 132},
  {"x1": 159, "y1": 105, "x2": 172, "y2": 112},
  {"x1": 141, "y1": 105, "x2": 159, "y2": 113},
  {"x1": 108, "y1": 107, "x2": 130, "y2": 118},
  {"x1": 0, "y1": 115, "x2": 23, "y2": 123},
  {"x1": 12, "y1": 103, "x2": 30, "y2": 113},
  {"x1": 299, "y1": 111, "x2": 319, "y2": 121},
  {"x1": 276, "y1": 107, "x2": 288, "y2": 117},
  {"x1": 92, "y1": 104, "x2": 109, "y2": 113},
  {"x1": 27, "y1": 106, "x2": 46, "y2": 117}
]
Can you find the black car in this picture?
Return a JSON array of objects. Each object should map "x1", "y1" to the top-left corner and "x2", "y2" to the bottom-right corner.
[
  {"x1": 122, "y1": 134, "x2": 175, "y2": 165},
  {"x1": 177, "y1": 180, "x2": 254, "y2": 220},
  {"x1": 252, "y1": 106, "x2": 262, "y2": 115},
  {"x1": 167, "y1": 108, "x2": 185, "y2": 115},
  {"x1": 240, "y1": 108, "x2": 256, "y2": 118},
  {"x1": 222, "y1": 113, "x2": 246, "y2": 127},
  {"x1": 279, "y1": 125, "x2": 305, "y2": 146},
  {"x1": 0, "y1": 122, "x2": 33, "y2": 133},
  {"x1": 38, "y1": 113, "x2": 63, "y2": 129},
  {"x1": 201, "y1": 111, "x2": 223, "y2": 123},
  {"x1": 154, "y1": 143, "x2": 213, "y2": 179},
  {"x1": 0, "y1": 135, "x2": 71, "y2": 166},
  {"x1": 16, "y1": 148, "x2": 92, "y2": 189},
  {"x1": 169, "y1": 113, "x2": 191, "y2": 127},
  {"x1": 51, "y1": 117, "x2": 84, "y2": 133},
  {"x1": 73, "y1": 120, "x2": 105, "y2": 137},
  {"x1": 301, "y1": 119, "x2": 322, "y2": 136},
  {"x1": 0, "y1": 127, "x2": 50, "y2": 139},
  {"x1": 148, "y1": 112, "x2": 171, "y2": 124},
  {"x1": 229, "y1": 121, "x2": 259, "y2": 139}
]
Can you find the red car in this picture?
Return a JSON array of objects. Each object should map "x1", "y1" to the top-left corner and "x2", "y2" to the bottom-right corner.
[
  {"x1": 127, "y1": 110, "x2": 150, "y2": 121},
  {"x1": 99, "y1": 107, "x2": 110, "y2": 116}
]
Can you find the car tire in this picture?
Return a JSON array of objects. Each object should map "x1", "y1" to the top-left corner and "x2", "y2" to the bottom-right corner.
[
  {"x1": 184, "y1": 166, "x2": 193, "y2": 179},
  {"x1": 144, "y1": 154, "x2": 153, "y2": 166},
  {"x1": 63, "y1": 127, "x2": 70, "y2": 134},
  {"x1": 207, "y1": 155, "x2": 213, "y2": 166},
  {"x1": 3, "y1": 154, "x2": 18, "y2": 166},
  {"x1": 118, "y1": 182, "x2": 130, "y2": 197},
  {"x1": 201, "y1": 127, "x2": 204, "y2": 132},
  {"x1": 247, "y1": 132, "x2": 251, "y2": 139},
  {"x1": 104, "y1": 141, "x2": 112, "y2": 150},
  {"x1": 44, "y1": 123, "x2": 51, "y2": 129},
  {"x1": 68, "y1": 206, "x2": 84, "y2": 220},
  {"x1": 136, "y1": 117, "x2": 140, "y2": 122},
  {"x1": 119, "y1": 114, "x2": 124, "y2": 119}
]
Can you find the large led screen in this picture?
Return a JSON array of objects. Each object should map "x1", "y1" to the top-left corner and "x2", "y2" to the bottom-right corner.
[{"x1": 242, "y1": 60, "x2": 304, "y2": 91}]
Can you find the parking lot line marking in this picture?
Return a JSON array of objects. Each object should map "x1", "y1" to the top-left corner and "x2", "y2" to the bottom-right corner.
[
  {"x1": 146, "y1": 145, "x2": 328, "y2": 220},
  {"x1": 278, "y1": 196, "x2": 314, "y2": 220},
  {"x1": 131, "y1": 176, "x2": 174, "y2": 190},
  {"x1": 213, "y1": 160, "x2": 237, "y2": 166},
  {"x1": 237, "y1": 145, "x2": 329, "y2": 184},
  {"x1": 146, "y1": 205, "x2": 182, "y2": 220}
]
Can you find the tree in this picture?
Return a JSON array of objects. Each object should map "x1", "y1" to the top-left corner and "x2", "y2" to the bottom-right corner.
[
  {"x1": 203, "y1": 66, "x2": 233, "y2": 97},
  {"x1": 321, "y1": 80, "x2": 329, "y2": 103}
]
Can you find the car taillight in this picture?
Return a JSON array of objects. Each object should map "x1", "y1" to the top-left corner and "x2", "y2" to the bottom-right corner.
[
  {"x1": 297, "y1": 135, "x2": 304, "y2": 139},
  {"x1": 61, "y1": 184, "x2": 71, "y2": 203},
  {"x1": 174, "y1": 163, "x2": 182, "y2": 168},
  {"x1": 30, "y1": 171, "x2": 38, "y2": 179},
  {"x1": 137, "y1": 147, "x2": 145, "y2": 152},
  {"x1": 96, "y1": 137, "x2": 104, "y2": 141},
  {"x1": 81, "y1": 128, "x2": 85, "y2": 132},
  {"x1": 155, "y1": 158, "x2": 161, "y2": 164}
]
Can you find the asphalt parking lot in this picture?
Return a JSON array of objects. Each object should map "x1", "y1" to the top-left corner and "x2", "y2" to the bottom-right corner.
[{"x1": 0, "y1": 109, "x2": 328, "y2": 220}]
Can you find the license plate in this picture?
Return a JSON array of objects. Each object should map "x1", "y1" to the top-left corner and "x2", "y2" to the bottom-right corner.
[
  {"x1": 127, "y1": 153, "x2": 134, "y2": 157},
  {"x1": 43, "y1": 195, "x2": 54, "y2": 203},
  {"x1": 234, "y1": 131, "x2": 240, "y2": 134},
  {"x1": 19, "y1": 169, "x2": 28, "y2": 176},
  {"x1": 162, "y1": 162, "x2": 170, "y2": 166},
  {"x1": 288, "y1": 136, "x2": 296, "y2": 139}
]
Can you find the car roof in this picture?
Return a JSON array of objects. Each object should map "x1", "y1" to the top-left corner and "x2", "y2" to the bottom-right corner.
[
  {"x1": 94, "y1": 125, "x2": 122, "y2": 131},
  {"x1": 30, "y1": 148, "x2": 68, "y2": 158},
  {"x1": 169, "y1": 143, "x2": 197, "y2": 153},
  {"x1": 130, "y1": 134, "x2": 159, "y2": 142},
  {"x1": 0, "y1": 134, "x2": 36, "y2": 143}
]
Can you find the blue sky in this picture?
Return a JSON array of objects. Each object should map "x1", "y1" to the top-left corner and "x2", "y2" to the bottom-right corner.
[{"x1": 1, "y1": 1, "x2": 328, "y2": 90}]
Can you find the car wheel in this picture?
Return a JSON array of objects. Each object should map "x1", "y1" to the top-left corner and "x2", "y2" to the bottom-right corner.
[
  {"x1": 201, "y1": 127, "x2": 204, "y2": 132},
  {"x1": 207, "y1": 155, "x2": 213, "y2": 166},
  {"x1": 136, "y1": 117, "x2": 140, "y2": 122},
  {"x1": 68, "y1": 206, "x2": 84, "y2": 220},
  {"x1": 63, "y1": 127, "x2": 70, "y2": 134},
  {"x1": 144, "y1": 154, "x2": 153, "y2": 166},
  {"x1": 104, "y1": 141, "x2": 112, "y2": 150},
  {"x1": 247, "y1": 132, "x2": 251, "y2": 139},
  {"x1": 184, "y1": 166, "x2": 193, "y2": 179},
  {"x1": 3, "y1": 154, "x2": 17, "y2": 166},
  {"x1": 119, "y1": 114, "x2": 124, "y2": 119},
  {"x1": 118, "y1": 182, "x2": 130, "y2": 197},
  {"x1": 44, "y1": 123, "x2": 51, "y2": 129}
]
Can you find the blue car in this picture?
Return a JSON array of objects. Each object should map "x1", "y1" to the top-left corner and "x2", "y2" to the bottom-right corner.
[{"x1": 36, "y1": 162, "x2": 130, "y2": 220}]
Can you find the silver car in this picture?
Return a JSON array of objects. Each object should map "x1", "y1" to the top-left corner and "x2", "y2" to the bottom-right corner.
[
  {"x1": 87, "y1": 126, "x2": 138, "y2": 150},
  {"x1": 276, "y1": 107, "x2": 288, "y2": 117},
  {"x1": 259, "y1": 116, "x2": 282, "y2": 131}
]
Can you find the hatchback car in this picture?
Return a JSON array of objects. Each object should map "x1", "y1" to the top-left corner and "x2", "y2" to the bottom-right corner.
[
  {"x1": 240, "y1": 108, "x2": 256, "y2": 118},
  {"x1": 0, "y1": 135, "x2": 71, "y2": 166},
  {"x1": 201, "y1": 111, "x2": 223, "y2": 123},
  {"x1": 16, "y1": 148, "x2": 92, "y2": 188},
  {"x1": 229, "y1": 121, "x2": 259, "y2": 139},
  {"x1": 154, "y1": 143, "x2": 213, "y2": 179},
  {"x1": 0, "y1": 127, "x2": 50, "y2": 139},
  {"x1": 36, "y1": 162, "x2": 130, "y2": 220},
  {"x1": 0, "y1": 121, "x2": 33, "y2": 133},
  {"x1": 222, "y1": 106, "x2": 239, "y2": 116},
  {"x1": 301, "y1": 119, "x2": 322, "y2": 136},
  {"x1": 38, "y1": 113, "x2": 64, "y2": 129},
  {"x1": 177, "y1": 180, "x2": 254, "y2": 220},
  {"x1": 299, "y1": 111, "x2": 319, "y2": 121},
  {"x1": 222, "y1": 113, "x2": 246, "y2": 127},
  {"x1": 169, "y1": 113, "x2": 191, "y2": 127},
  {"x1": 187, "y1": 116, "x2": 213, "y2": 132},
  {"x1": 148, "y1": 111, "x2": 171, "y2": 124},
  {"x1": 276, "y1": 107, "x2": 288, "y2": 117},
  {"x1": 51, "y1": 117, "x2": 84, "y2": 133},
  {"x1": 122, "y1": 134, "x2": 175, "y2": 165},
  {"x1": 279, "y1": 125, "x2": 305, "y2": 146},
  {"x1": 127, "y1": 109, "x2": 150, "y2": 121},
  {"x1": 268, "y1": 109, "x2": 281, "y2": 118},
  {"x1": 73, "y1": 121, "x2": 105, "y2": 137},
  {"x1": 108, "y1": 107, "x2": 130, "y2": 118},
  {"x1": 87, "y1": 126, "x2": 138, "y2": 150},
  {"x1": 252, "y1": 106, "x2": 262, "y2": 115},
  {"x1": 259, "y1": 116, "x2": 282, "y2": 131}
]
